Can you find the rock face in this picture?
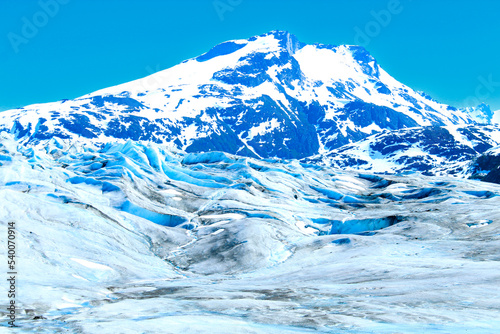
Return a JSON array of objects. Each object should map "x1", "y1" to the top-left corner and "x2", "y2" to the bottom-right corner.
[
  {"x1": 469, "y1": 146, "x2": 500, "y2": 184},
  {"x1": 0, "y1": 31, "x2": 475, "y2": 161}
]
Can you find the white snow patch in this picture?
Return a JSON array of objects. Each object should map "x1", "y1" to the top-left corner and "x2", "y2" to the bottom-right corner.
[
  {"x1": 71, "y1": 258, "x2": 113, "y2": 271},
  {"x1": 246, "y1": 118, "x2": 281, "y2": 141},
  {"x1": 199, "y1": 213, "x2": 246, "y2": 220}
]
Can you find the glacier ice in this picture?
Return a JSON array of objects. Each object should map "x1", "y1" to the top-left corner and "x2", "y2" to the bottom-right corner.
[{"x1": 0, "y1": 133, "x2": 499, "y2": 333}]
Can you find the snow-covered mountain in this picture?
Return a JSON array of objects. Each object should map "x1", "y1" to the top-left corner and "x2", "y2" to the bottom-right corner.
[
  {"x1": 0, "y1": 30, "x2": 477, "y2": 160},
  {"x1": 307, "y1": 125, "x2": 500, "y2": 176}
]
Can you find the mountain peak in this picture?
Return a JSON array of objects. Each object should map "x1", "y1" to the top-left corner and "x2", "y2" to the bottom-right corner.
[
  {"x1": 250, "y1": 30, "x2": 304, "y2": 55},
  {"x1": 463, "y1": 103, "x2": 493, "y2": 124}
]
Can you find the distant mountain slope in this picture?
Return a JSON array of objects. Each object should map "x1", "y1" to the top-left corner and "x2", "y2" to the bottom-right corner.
[
  {"x1": 0, "y1": 31, "x2": 476, "y2": 160},
  {"x1": 469, "y1": 145, "x2": 500, "y2": 183},
  {"x1": 305, "y1": 125, "x2": 500, "y2": 176}
]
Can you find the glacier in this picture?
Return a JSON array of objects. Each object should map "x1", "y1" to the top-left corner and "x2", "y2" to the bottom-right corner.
[{"x1": 1, "y1": 132, "x2": 500, "y2": 333}]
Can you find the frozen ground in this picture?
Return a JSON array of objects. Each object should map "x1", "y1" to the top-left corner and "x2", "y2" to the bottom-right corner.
[{"x1": 1, "y1": 132, "x2": 500, "y2": 333}]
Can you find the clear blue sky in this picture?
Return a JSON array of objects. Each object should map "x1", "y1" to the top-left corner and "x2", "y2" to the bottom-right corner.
[{"x1": 1, "y1": 0, "x2": 499, "y2": 111}]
